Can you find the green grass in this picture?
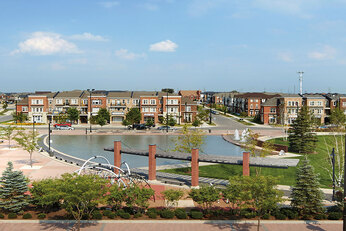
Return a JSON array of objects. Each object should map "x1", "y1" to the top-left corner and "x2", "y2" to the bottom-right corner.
[
  {"x1": 237, "y1": 119, "x2": 254, "y2": 126},
  {"x1": 161, "y1": 135, "x2": 344, "y2": 188}
]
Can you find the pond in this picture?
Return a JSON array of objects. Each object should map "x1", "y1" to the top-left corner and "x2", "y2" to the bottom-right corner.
[{"x1": 51, "y1": 135, "x2": 244, "y2": 168}]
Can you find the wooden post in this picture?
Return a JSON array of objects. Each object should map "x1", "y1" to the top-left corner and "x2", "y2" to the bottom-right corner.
[
  {"x1": 243, "y1": 152, "x2": 250, "y2": 176},
  {"x1": 191, "y1": 148, "x2": 199, "y2": 187},
  {"x1": 148, "y1": 144, "x2": 156, "y2": 181},
  {"x1": 114, "y1": 141, "x2": 121, "y2": 174}
]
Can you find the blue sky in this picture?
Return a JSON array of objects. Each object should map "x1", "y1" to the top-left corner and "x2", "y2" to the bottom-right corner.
[{"x1": 1, "y1": 0, "x2": 346, "y2": 93}]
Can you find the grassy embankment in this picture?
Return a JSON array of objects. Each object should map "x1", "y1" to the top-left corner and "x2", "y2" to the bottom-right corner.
[{"x1": 161, "y1": 135, "x2": 344, "y2": 188}]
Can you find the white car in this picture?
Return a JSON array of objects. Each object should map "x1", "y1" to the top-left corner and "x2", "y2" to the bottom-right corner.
[{"x1": 56, "y1": 125, "x2": 74, "y2": 130}]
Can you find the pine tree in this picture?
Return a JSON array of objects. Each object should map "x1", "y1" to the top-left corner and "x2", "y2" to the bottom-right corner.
[
  {"x1": 0, "y1": 162, "x2": 29, "y2": 212},
  {"x1": 291, "y1": 156, "x2": 324, "y2": 216},
  {"x1": 288, "y1": 106, "x2": 317, "y2": 153}
]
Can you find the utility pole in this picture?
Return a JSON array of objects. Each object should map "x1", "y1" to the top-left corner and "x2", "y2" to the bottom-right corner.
[
  {"x1": 48, "y1": 120, "x2": 51, "y2": 153},
  {"x1": 297, "y1": 71, "x2": 304, "y2": 95}
]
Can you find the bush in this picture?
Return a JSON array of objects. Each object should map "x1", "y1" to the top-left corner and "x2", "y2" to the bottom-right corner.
[
  {"x1": 314, "y1": 213, "x2": 327, "y2": 220},
  {"x1": 102, "y1": 210, "x2": 112, "y2": 216},
  {"x1": 160, "y1": 209, "x2": 175, "y2": 219},
  {"x1": 261, "y1": 213, "x2": 270, "y2": 219},
  {"x1": 275, "y1": 213, "x2": 286, "y2": 220},
  {"x1": 244, "y1": 212, "x2": 256, "y2": 219},
  {"x1": 92, "y1": 211, "x2": 103, "y2": 220},
  {"x1": 327, "y1": 205, "x2": 342, "y2": 213},
  {"x1": 107, "y1": 212, "x2": 116, "y2": 219},
  {"x1": 8, "y1": 213, "x2": 17, "y2": 219},
  {"x1": 147, "y1": 211, "x2": 157, "y2": 219},
  {"x1": 328, "y1": 212, "x2": 342, "y2": 220},
  {"x1": 133, "y1": 213, "x2": 142, "y2": 218},
  {"x1": 190, "y1": 211, "x2": 203, "y2": 219},
  {"x1": 23, "y1": 213, "x2": 32, "y2": 219},
  {"x1": 280, "y1": 208, "x2": 298, "y2": 220},
  {"x1": 37, "y1": 213, "x2": 46, "y2": 219},
  {"x1": 301, "y1": 214, "x2": 312, "y2": 220},
  {"x1": 0, "y1": 214, "x2": 4, "y2": 219},
  {"x1": 116, "y1": 209, "x2": 125, "y2": 216},
  {"x1": 119, "y1": 212, "x2": 131, "y2": 219},
  {"x1": 175, "y1": 208, "x2": 187, "y2": 219}
]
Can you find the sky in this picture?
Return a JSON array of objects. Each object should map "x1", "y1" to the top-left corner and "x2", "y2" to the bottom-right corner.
[{"x1": 1, "y1": 0, "x2": 346, "y2": 93}]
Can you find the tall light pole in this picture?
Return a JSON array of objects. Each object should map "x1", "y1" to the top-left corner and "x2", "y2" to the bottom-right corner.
[
  {"x1": 15, "y1": 100, "x2": 17, "y2": 124},
  {"x1": 343, "y1": 134, "x2": 346, "y2": 231},
  {"x1": 48, "y1": 118, "x2": 51, "y2": 153},
  {"x1": 87, "y1": 89, "x2": 95, "y2": 133},
  {"x1": 297, "y1": 71, "x2": 304, "y2": 95},
  {"x1": 166, "y1": 90, "x2": 169, "y2": 133}
]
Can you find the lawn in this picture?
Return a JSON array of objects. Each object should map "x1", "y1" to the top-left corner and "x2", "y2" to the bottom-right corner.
[{"x1": 161, "y1": 135, "x2": 345, "y2": 188}]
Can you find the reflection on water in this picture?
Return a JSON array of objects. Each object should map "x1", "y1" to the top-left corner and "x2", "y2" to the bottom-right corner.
[{"x1": 51, "y1": 135, "x2": 244, "y2": 168}]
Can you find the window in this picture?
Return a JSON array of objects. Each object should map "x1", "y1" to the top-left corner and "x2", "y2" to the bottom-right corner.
[
  {"x1": 82, "y1": 99, "x2": 88, "y2": 105},
  {"x1": 48, "y1": 100, "x2": 52, "y2": 105},
  {"x1": 168, "y1": 99, "x2": 178, "y2": 105},
  {"x1": 333, "y1": 101, "x2": 337, "y2": 106},
  {"x1": 31, "y1": 99, "x2": 43, "y2": 105},
  {"x1": 186, "y1": 106, "x2": 191, "y2": 112},
  {"x1": 317, "y1": 101, "x2": 322, "y2": 106},
  {"x1": 33, "y1": 115, "x2": 42, "y2": 123},
  {"x1": 92, "y1": 100, "x2": 102, "y2": 105},
  {"x1": 31, "y1": 107, "x2": 43, "y2": 113},
  {"x1": 270, "y1": 108, "x2": 276, "y2": 113},
  {"x1": 150, "y1": 107, "x2": 156, "y2": 112},
  {"x1": 92, "y1": 108, "x2": 100, "y2": 113},
  {"x1": 250, "y1": 104, "x2": 253, "y2": 109},
  {"x1": 250, "y1": 99, "x2": 253, "y2": 102},
  {"x1": 309, "y1": 101, "x2": 315, "y2": 106},
  {"x1": 22, "y1": 106, "x2": 28, "y2": 112},
  {"x1": 343, "y1": 102, "x2": 346, "y2": 107},
  {"x1": 56, "y1": 99, "x2": 63, "y2": 104},
  {"x1": 255, "y1": 99, "x2": 258, "y2": 102},
  {"x1": 71, "y1": 99, "x2": 78, "y2": 105},
  {"x1": 142, "y1": 107, "x2": 149, "y2": 112},
  {"x1": 255, "y1": 104, "x2": 258, "y2": 109},
  {"x1": 142, "y1": 99, "x2": 149, "y2": 105},
  {"x1": 150, "y1": 99, "x2": 156, "y2": 104},
  {"x1": 133, "y1": 99, "x2": 139, "y2": 105}
]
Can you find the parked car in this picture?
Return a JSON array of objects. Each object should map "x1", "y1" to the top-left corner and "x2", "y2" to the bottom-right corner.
[
  {"x1": 55, "y1": 125, "x2": 74, "y2": 130},
  {"x1": 210, "y1": 110, "x2": 219, "y2": 115},
  {"x1": 157, "y1": 125, "x2": 177, "y2": 131},
  {"x1": 54, "y1": 123, "x2": 71, "y2": 128},
  {"x1": 128, "y1": 123, "x2": 148, "y2": 130}
]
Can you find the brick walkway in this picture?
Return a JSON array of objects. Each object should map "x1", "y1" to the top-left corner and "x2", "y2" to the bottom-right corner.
[{"x1": 0, "y1": 220, "x2": 342, "y2": 231}]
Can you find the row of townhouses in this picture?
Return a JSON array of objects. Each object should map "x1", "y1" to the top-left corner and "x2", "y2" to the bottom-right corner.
[
  {"x1": 210, "y1": 92, "x2": 346, "y2": 125},
  {"x1": 15, "y1": 90, "x2": 201, "y2": 125}
]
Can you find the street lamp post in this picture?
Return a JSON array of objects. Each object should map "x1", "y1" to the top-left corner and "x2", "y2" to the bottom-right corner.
[
  {"x1": 48, "y1": 119, "x2": 51, "y2": 153},
  {"x1": 166, "y1": 91, "x2": 169, "y2": 133},
  {"x1": 343, "y1": 134, "x2": 346, "y2": 231},
  {"x1": 87, "y1": 89, "x2": 95, "y2": 133},
  {"x1": 15, "y1": 100, "x2": 17, "y2": 124},
  {"x1": 209, "y1": 107, "x2": 212, "y2": 124},
  {"x1": 331, "y1": 148, "x2": 335, "y2": 201}
]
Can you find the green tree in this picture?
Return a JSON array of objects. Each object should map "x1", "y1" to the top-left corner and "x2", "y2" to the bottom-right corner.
[
  {"x1": 125, "y1": 108, "x2": 141, "y2": 125},
  {"x1": 173, "y1": 124, "x2": 205, "y2": 153},
  {"x1": 96, "y1": 116, "x2": 106, "y2": 127},
  {"x1": 0, "y1": 125, "x2": 17, "y2": 149},
  {"x1": 192, "y1": 119, "x2": 201, "y2": 127},
  {"x1": 288, "y1": 106, "x2": 318, "y2": 153},
  {"x1": 161, "y1": 88, "x2": 174, "y2": 94},
  {"x1": 145, "y1": 118, "x2": 154, "y2": 127},
  {"x1": 189, "y1": 184, "x2": 221, "y2": 210},
  {"x1": 226, "y1": 176, "x2": 282, "y2": 231},
  {"x1": 291, "y1": 156, "x2": 324, "y2": 217},
  {"x1": 330, "y1": 106, "x2": 346, "y2": 128},
  {"x1": 162, "y1": 189, "x2": 184, "y2": 208},
  {"x1": 0, "y1": 162, "x2": 29, "y2": 213},
  {"x1": 57, "y1": 173, "x2": 107, "y2": 231},
  {"x1": 167, "y1": 116, "x2": 176, "y2": 126},
  {"x1": 197, "y1": 106, "x2": 208, "y2": 122},
  {"x1": 122, "y1": 119, "x2": 131, "y2": 128},
  {"x1": 66, "y1": 107, "x2": 80, "y2": 124},
  {"x1": 12, "y1": 112, "x2": 28, "y2": 123},
  {"x1": 106, "y1": 184, "x2": 126, "y2": 210},
  {"x1": 122, "y1": 185, "x2": 154, "y2": 212},
  {"x1": 30, "y1": 178, "x2": 61, "y2": 212},
  {"x1": 97, "y1": 108, "x2": 110, "y2": 122},
  {"x1": 14, "y1": 130, "x2": 39, "y2": 168},
  {"x1": 2, "y1": 101, "x2": 8, "y2": 110}
]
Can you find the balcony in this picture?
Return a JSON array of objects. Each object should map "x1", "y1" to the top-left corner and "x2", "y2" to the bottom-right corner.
[{"x1": 110, "y1": 103, "x2": 127, "y2": 107}]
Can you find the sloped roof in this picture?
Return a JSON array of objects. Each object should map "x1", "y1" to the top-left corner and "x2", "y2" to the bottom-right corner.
[
  {"x1": 55, "y1": 90, "x2": 84, "y2": 98},
  {"x1": 107, "y1": 91, "x2": 132, "y2": 98},
  {"x1": 262, "y1": 97, "x2": 278, "y2": 106}
]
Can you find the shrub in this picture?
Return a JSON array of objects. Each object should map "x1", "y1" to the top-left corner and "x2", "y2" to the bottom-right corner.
[
  {"x1": 147, "y1": 211, "x2": 157, "y2": 219},
  {"x1": 280, "y1": 208, "x2": 298, "y2": 220},
  {"x1": 103, "y1": 210, "x2": 113, "y2": 217},
  {"x1": 175, "y1": 208, "x2": 187, "y2": 219},
  {"x1": 92, "y1": 211, "x2": 103, "y2": 220},
  {"x1": 107, "y1": 212, "x2": 116, "y2": 219},
  {"x1": 37, "y1": 213, "x2": 46, "y2": 219},
  {"x1": 314, "y1": 213, "x2": 327, "y2": 220},
  {"x1": 160, "y1": 209, "x2": 175, "y2": 219},
  {"x1": 261, "y1": 214, "x2": 270, "y2": 219},
  {"x1": 162, "y1": 189, "x2": 184, "y2": 207},
  {"x1": 275, "y1": 213, "x2": 286, "y2": 220},
  {"x1": 244, "y1": 212, "x2": 256, "y2": 219},
  {"x1": 301, "y1": 214, "x2": 312, "y2": 220},
  {"x1": 119, "y1": 212, "x2": 131, "y2": 219},
  {"x1": 116, "y1": 209, "x2": 125, "y2": 216},
  {"x1": 133, "y1": 213, "x2": 142, "y2": 218},
  {"x1": 328, "y1": 212, "x2": 342, "y2": 220},
  {"x1": 23, "y1": 213, "x2": 32, "y2": 219},
  {"x1": 327, "y1": 205, "x2": 342, "y2": 213},
  {"x1": 8, "y1": 213, "x2": 17, "y2": 219},
  {"x1": 0, "y1": 214, "x2": 4, "y2": 219},
  {"x1": 190, "y1": 211, "x2": 203, "y2": 219}
]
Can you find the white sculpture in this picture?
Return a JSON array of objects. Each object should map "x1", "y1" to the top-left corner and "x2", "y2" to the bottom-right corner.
[
  {"x1": 279, "y1": 150, "x2": 285, "y2": 156},
  {"x1": 240, "y1": 129, "x2": 249, "y2": 142}
]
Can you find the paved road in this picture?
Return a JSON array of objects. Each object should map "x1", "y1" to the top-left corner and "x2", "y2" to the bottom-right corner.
[
  {"x1": 0, "y1": 115, "x2": 12, "y2": 123},
  {"x1": 0, "y1": 220, "x2": 341, "y2": 231}
]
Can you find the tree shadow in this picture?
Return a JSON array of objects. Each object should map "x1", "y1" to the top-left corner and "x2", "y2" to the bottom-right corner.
[
  {"x1": 38, "y1": 221, "x2": 98, "y2": 231},
  {"x1": 305, "y1": 221, "x2": 327, "y2": 231},
  {"x1": 204, "y1": 221, "x2": 253, "y2": 231}
]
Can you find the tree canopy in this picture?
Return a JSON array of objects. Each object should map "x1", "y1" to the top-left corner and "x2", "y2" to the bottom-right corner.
[
  {"x1": 125, "y1": 108, "x2": 141, "y2": 125},
  {"x1": 66, "y1": 107, "x2": 80, "y2": 124}
]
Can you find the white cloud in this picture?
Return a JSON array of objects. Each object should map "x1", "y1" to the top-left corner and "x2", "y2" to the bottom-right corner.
[
  {"x1": 115, "y1": 49, "x2": 146, "y2": 60},
  {"x1": 11, "y1": 32, "x2": 80, "y2": 55},
  {"x1": 99, "y1": 1, "x2": 119, "y2": 8},
  {"x1": 278, "y1": 52, "x2": 293, "y2": 62},
  {"x1": 149, "y1": 40, "x2": 178, "y2": 52},
  {"x1": 69, "y1": 33, "x2": 108, "y2": 42},
  {"x1": 308, "y1": 45, "x2": 336, "y2": 60},
  {"x1": 188, "y1": 0, "x2": 226, "y2": 16}
]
